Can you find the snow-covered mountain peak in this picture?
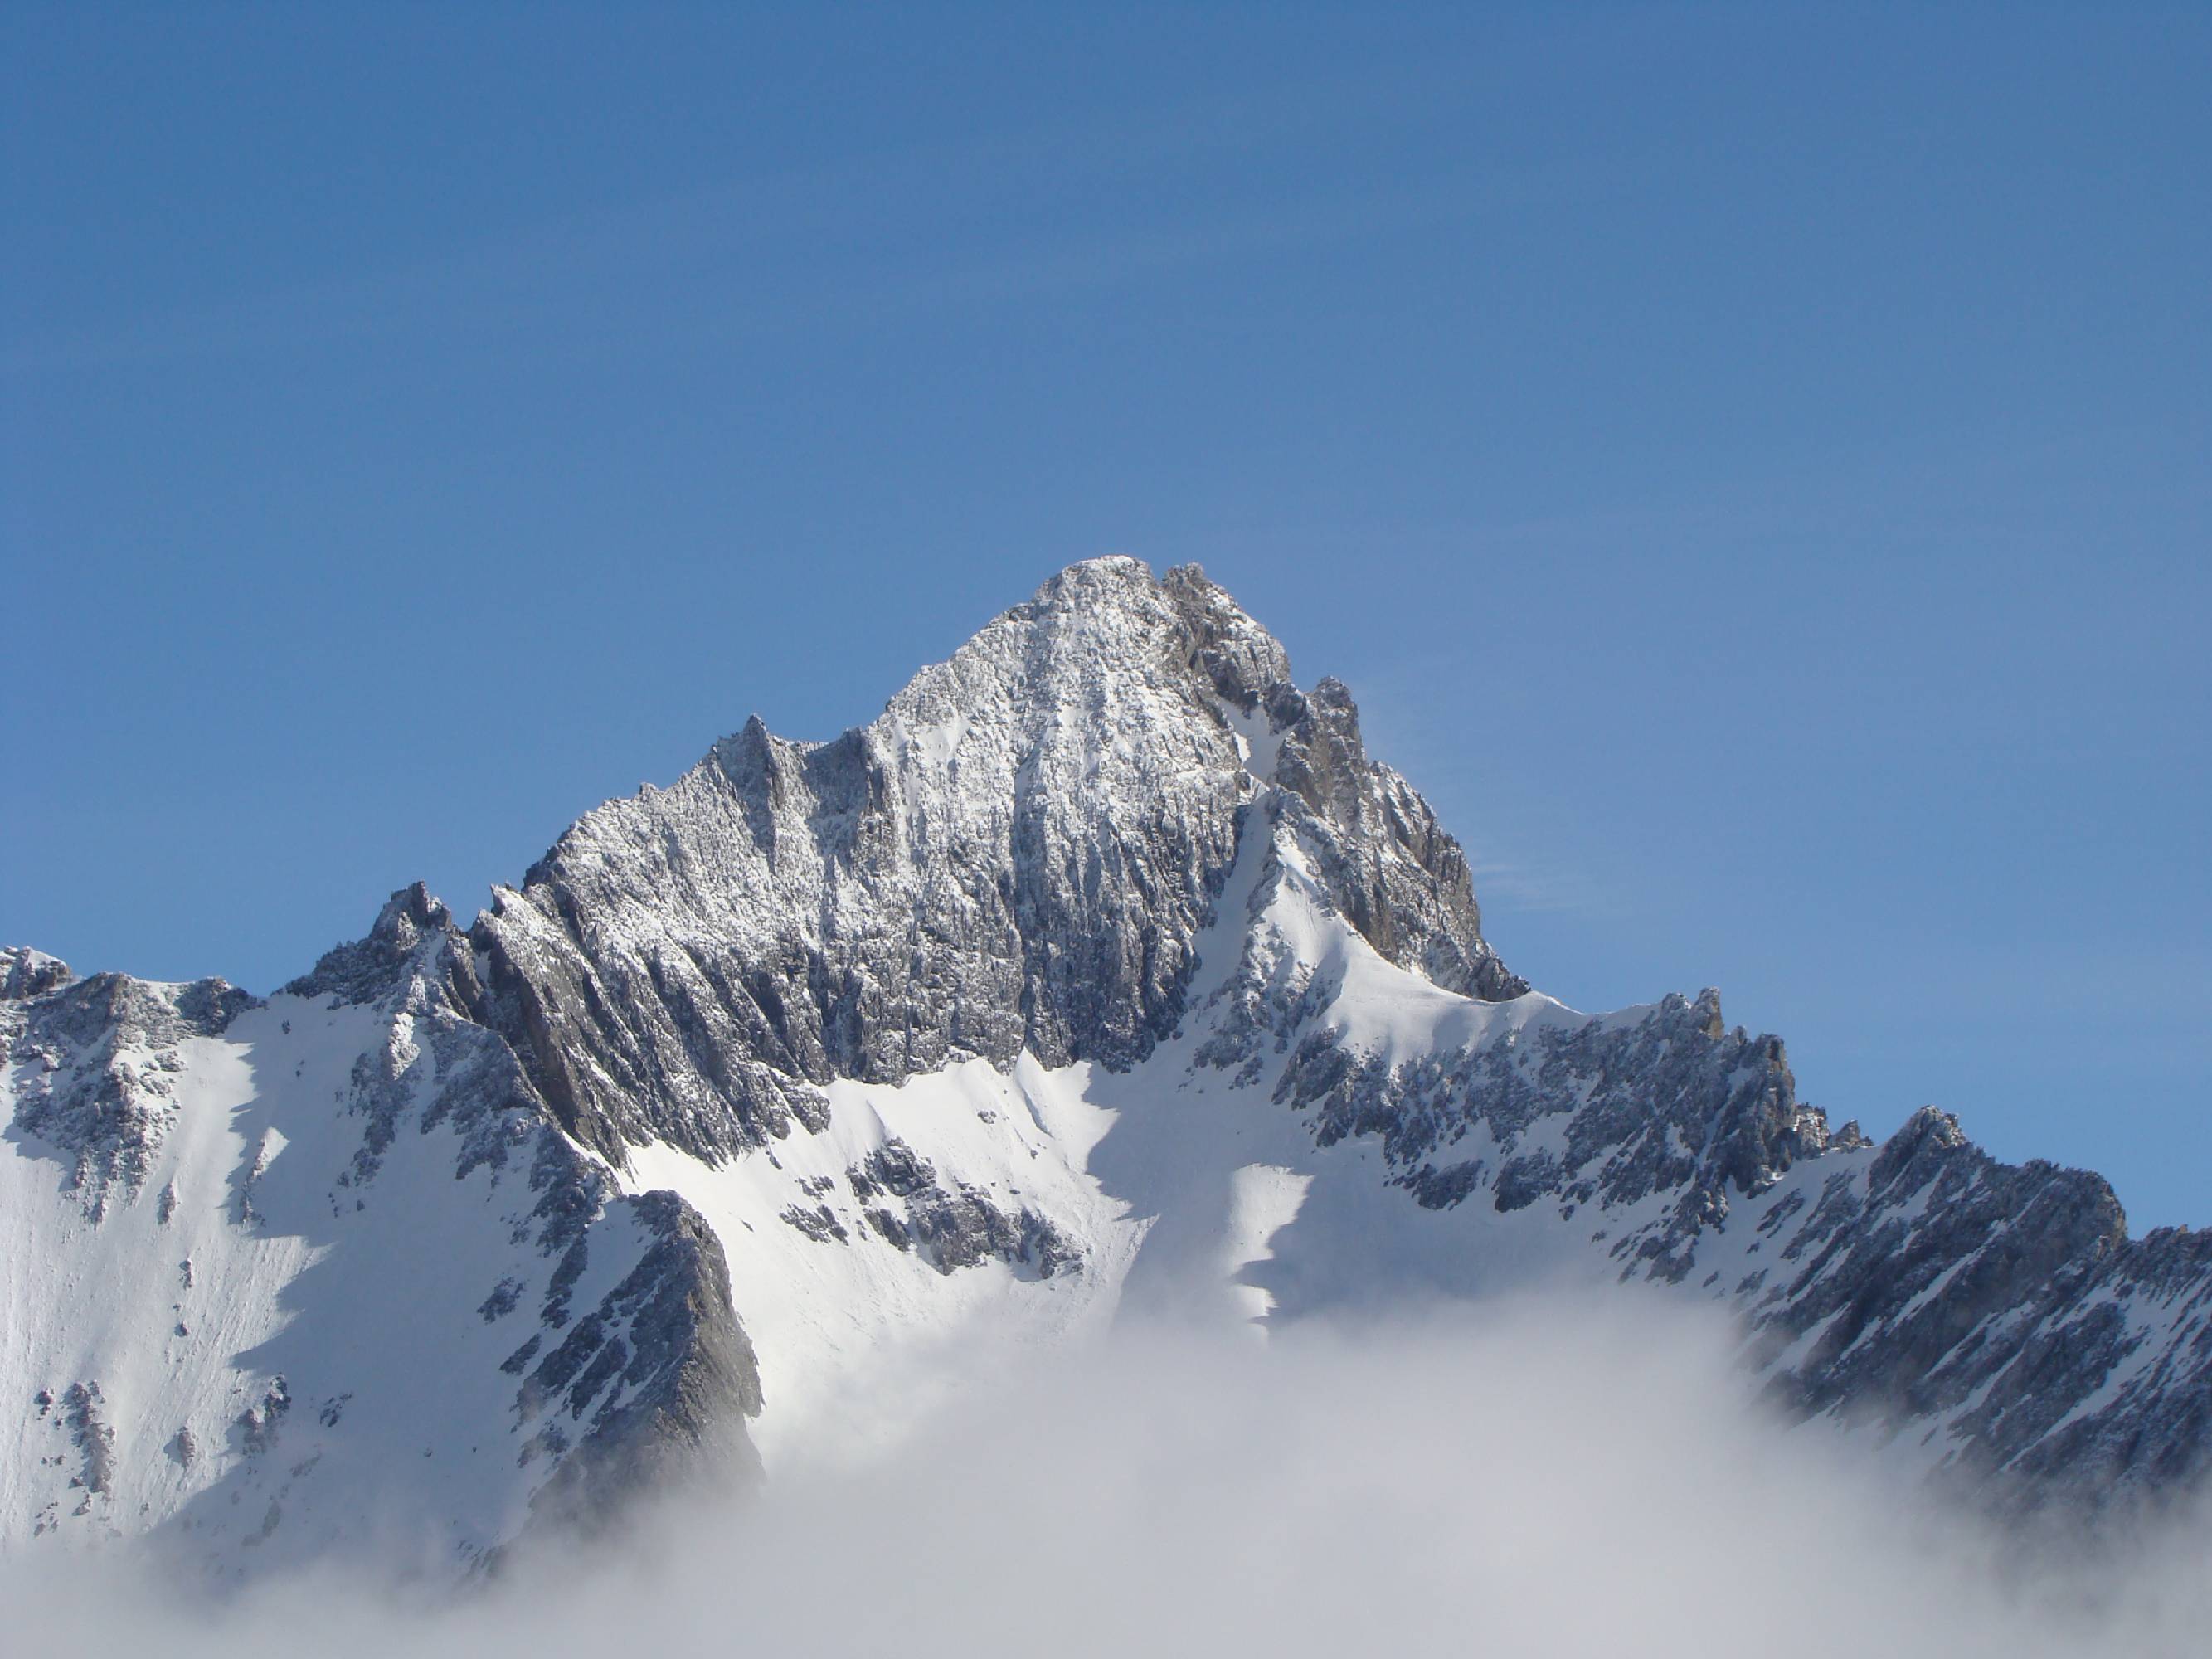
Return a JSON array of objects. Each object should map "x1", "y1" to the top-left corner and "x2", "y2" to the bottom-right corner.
[
  {"x1": 7, "y1": 558, "x2": 2209, "y2": 1585},
  {"x1": 869, "y1": 556, "x2": 1286, "y2": 771},
  {"x1": 469, "y1": 559, "x2": 1519, "y2": 1170},
  {"x1": 703, "y1": 558, "x2": 1288, "y2": 787}
]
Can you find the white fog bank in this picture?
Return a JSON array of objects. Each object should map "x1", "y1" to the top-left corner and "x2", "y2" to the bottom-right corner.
[{"x1": 10, "y1": 1297, "x2": 2209, "y2": 1658}]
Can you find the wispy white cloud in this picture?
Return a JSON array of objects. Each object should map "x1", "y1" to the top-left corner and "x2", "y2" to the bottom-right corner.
[{"x1": 1465, "y1": 854, "x2": 1609, "y2": 916}]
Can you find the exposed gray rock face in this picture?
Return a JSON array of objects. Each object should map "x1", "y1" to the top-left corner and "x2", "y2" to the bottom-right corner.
[
  {"x1": 1269, "y1": 676, "x2": 1526, "y2": 1005},
  {"x1": 62, "y1": 1382, "x2": 115, "y2": 1498},
  {"x1": 843, "y1": 1139, "x2": 1079, "y2": 1278},
  {"x1": 2, "y1": 946, "x2": 74, "y2": 1002},
  {"x1": 515, "y1": 1190, "x2": 764, "y2": 1537},
  {"x1": 469, "y1": 557, "x2": 1521, "y2": 1165},
  {"x1": 2, "y1": 966, "x2": 257, "y2": 1217},
  {"x1": 1745, "y1": 1108, "x2": 2212, "y2": 1517}
]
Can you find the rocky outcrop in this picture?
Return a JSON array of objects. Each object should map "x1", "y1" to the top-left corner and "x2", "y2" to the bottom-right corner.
[
  {"x1": 2, "y1": 946, "x2": 74, "y2": 1002},
  {"x1": 515, "y1": 1190, "x2": 763, "y2": 1537},
  {"x1": 843, "y1": 1139, "x2": 1079, "y2": 1278},
  {"x1": 2, "y1": 966, "x2": 257, "y2": 1216},
  {"x1": 1271, "y1": 678, "x2": 1527, "y2": 1003}
]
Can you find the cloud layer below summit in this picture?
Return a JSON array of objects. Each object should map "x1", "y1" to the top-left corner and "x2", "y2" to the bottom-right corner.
[{"x1": 11, "y1": 1296, "x2": 2208, "y2": 1658}]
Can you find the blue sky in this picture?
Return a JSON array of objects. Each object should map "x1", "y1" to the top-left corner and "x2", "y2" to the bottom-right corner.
[{"x1": 5, "y1": 6, "x2": 2206, "y2": 1224}]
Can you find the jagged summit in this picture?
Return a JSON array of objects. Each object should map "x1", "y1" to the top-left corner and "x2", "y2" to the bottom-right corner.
[
  {"x1": 4, "y1": 557, "x2": 2208, "y2": 1583},
  {"x1": 471, "y1": 557, "x2": 1521, "y2": 1165},
  {"x1": 1, "y1": 946, "x2": 74, "y2": 1001}
]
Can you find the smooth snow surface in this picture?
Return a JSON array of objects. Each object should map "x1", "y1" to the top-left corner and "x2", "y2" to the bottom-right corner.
[{"x1": 2, "y1": 990, "x2": 660, "y2": 1579}]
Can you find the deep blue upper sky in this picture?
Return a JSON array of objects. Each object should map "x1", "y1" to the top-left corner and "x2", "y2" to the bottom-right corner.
[{"x1": 5, "y1": 6, "x2": 2206, "y2": 1224}]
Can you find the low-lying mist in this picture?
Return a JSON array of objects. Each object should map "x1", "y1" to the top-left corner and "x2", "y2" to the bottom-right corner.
[{"x1": 12, "y1": 1295, "x2": 2209, "y2": 1657}]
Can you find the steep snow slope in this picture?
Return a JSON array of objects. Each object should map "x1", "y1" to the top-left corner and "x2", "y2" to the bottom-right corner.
[
  {"x1": 0, "y1": 908, "x2": 756, "y2": 1582},
  {"x1": 6, "y1": 557, "x2": 2208, "y2": 1581}
]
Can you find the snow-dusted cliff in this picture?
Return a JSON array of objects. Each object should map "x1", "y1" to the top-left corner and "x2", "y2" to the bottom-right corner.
[
  {"x1": 0, "y1": 898, "x2": 755, "y2": 1584},
  {"x1": 5, "y1": 557, "x2": 2206, "y2": 1579}
]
